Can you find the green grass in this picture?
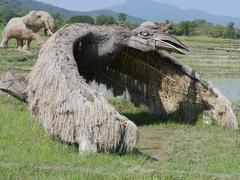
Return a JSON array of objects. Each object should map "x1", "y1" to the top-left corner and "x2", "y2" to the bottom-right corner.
[
  {"x1": 0, "y1": 94, "x2": 240, "y2": 179},
  {"x1": 0, "y1": 40, "x2": 39, "y2": 68}
]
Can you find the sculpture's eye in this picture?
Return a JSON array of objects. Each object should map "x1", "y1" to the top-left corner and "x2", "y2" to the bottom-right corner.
[
  {"x1": 37, "y1": 15, "x2": 41, "y2": 18},
  {"x1": 140, "y1": 31, "x2": 150, "y2": 37}
]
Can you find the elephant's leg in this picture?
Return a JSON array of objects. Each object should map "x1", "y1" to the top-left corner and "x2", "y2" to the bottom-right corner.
[
  {"x1": 16, "y1": 38, "x2": 23, "y2": 48},
  {"x1": 0, "y1": 36, "x2": 10, "y2": 48},
  {"x1": 27, "y1": 39, "x2": 32, "y2": 50},
  {"x1": 23, "y1": 39, "x2": 31, "y2": 50},
  {"x1": 22, "y1": 39, "x2": 26, "y2": 46}
]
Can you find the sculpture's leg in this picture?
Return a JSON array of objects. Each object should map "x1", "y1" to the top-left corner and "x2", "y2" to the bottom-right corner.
[{"x1": 0, "y1": 36, "x2": 9, "y2": 48}]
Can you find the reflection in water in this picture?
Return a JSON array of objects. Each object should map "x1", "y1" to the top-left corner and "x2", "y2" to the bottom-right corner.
[
  {"x1": 137, "y1": 127, "x2": 169, "y2": 161},
  {"x1": 88, "y1": 76, "x2": 240, "y2": 101},
  {"x1": 208, "y1": 77, "x2": 240, "y2": 101},
  {"x1": 88, "y1": 77, "x2": 240, "y2": 104},
  {"x1": 89, "y1": 80, "x2": 131, "y2": 100}
]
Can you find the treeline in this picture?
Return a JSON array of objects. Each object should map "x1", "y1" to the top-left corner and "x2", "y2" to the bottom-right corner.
[
  {"x1": 167, "y1": 19, "x2": 240, "y2": 39},
  {"x1": 65, "y1": 13, "x2": 138, "y2": 29},
  {"x1": 63, "y1": 16, "x2": 240, "y2": 39}
]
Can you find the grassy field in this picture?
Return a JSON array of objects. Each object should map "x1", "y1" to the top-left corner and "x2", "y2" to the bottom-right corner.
[
  {"x1": 0, "y1": 35, "x2": 240, "y2": 179},
  {"x1": 0, "y1": 94, "x2": 240, "y2": 179}
]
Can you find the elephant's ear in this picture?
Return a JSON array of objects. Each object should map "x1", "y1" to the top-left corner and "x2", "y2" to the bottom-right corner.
[{"x1": 23, "y1": 11, "x2": 38, "y2": 26}]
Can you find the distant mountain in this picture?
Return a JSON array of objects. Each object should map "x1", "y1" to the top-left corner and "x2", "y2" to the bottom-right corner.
[
  {"x1": 107, "y1": 0, "x2": 240, "y2": 26},
  {"x1": 0, "y1": 0, "x2": 144, "y2": 23}
]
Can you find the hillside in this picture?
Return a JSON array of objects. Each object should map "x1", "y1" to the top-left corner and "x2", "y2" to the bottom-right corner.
[
  {"x1": 0, "y1": 0, "x2": 144, "y2": 23},
  {"x1": 0, "y1": 0, "x2": 75, "y2": 19},
  {"x1": 107, "y1": 0, "x2": 240, "y2": 26}
]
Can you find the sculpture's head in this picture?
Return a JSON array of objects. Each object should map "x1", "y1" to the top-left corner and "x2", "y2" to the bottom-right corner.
[
  {"x1": 73, "y1": 22, "x2": 188, "y2": 70},
  {"x1": 129, "y1": 21, "x2": 188, "y2": 54}
]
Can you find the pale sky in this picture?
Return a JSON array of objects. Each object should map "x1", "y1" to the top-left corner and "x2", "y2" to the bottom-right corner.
[{"x1": 37, "y1": 0, "x2": 240, "y2": 17}]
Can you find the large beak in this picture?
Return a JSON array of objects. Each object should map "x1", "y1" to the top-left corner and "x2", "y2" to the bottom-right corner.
[
  {"x1": 128, "y1": 31, "x2": 188, "y2": 55},
  {"x1": 154, "y1": 33, "x2": 188, "y2": 55}
]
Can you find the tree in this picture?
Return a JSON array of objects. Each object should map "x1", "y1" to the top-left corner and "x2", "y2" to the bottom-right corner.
[
  {"x1": 235, "y1": 28, "x2": 240, "y2": 38},
  {"x1": 0, "y1": 8, "x2": 16, "y2": 24},
  {"x1": 96, "y1": 15, "x2": 116, "y2": 25},
  {"x1": 51, "y1": 13, "x2": 64, "y2": 30},
  {"x1": 179, "y1": 21, "x2": 196, "y2": 36},
  {"x1": 15, "y1": 12, "x2": 27, "y2": 17},
  {"x1": 118, "y1": 13, "x2": 127, "y2": 22},
  {"x1": 67, "y1": 16, "x2": 94, "y2": 25},
  {"x1": 204, "y1": 25, "x2": 225, "y2": 38},
  {"x1": 225, "y1": 22, "x2": 235, "y2": 38},
  {"x1": 0, "y1": 19, "x2": 4, "y2": 29},
  {"x1": 168, "y1": 24, "x2": 182, "y2": 35}
]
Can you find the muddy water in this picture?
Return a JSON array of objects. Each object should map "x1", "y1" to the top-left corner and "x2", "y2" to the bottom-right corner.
[{"x1": 136, "y1": 127, "x2": 183, "y2": 161}]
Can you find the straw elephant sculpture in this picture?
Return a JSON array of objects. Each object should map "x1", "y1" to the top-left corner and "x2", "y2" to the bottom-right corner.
[
  {"x1": 0, "y1": 22, "x2": 238, "y2": 153},
  {"x1": 0, "y1": 11, "x2": 55, "y2": 50}
]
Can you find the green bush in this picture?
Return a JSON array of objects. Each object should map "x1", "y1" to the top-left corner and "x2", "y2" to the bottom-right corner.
[
  {"x1": 118, "y1": 13, "x2": 127, "y2": 23},
  {"x1": 51, "y1": 13, "x2": 64, "y2": 30},
  {"x1": 96, "y1": 15, "x2": 116, "y2": 25}
]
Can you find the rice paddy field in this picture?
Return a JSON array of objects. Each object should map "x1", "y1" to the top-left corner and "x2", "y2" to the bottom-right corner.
[
  {"x1": 177, "y1": 36, "x2": 240, "y2": 77},
  {"x1": 0, "y1": 35, "x2": 240, "y2": 179}
]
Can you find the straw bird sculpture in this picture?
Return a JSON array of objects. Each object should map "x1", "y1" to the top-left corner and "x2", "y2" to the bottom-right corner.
[{"x1": 0, "y1": 22, "x2": 238, "y2": 153}]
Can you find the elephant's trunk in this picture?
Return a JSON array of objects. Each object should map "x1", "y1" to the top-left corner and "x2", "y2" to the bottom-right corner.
[
  {"x1": 44, "y1": 28, "x2": 54, "y2": 36},
  {"x1": 44, "y1": 19, "x2": 55, "y2": 36}
]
